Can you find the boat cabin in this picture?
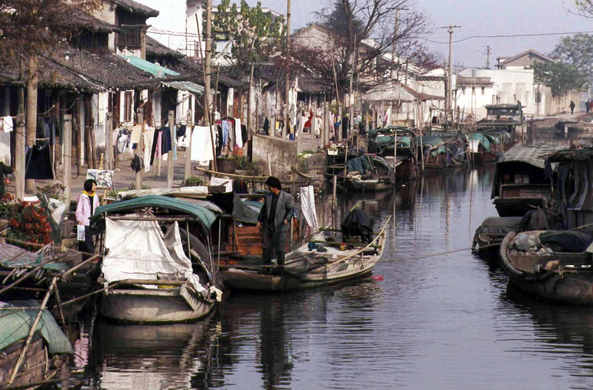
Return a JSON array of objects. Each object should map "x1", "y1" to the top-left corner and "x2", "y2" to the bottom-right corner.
[
  {"x1": 547, "y1": 147, "x2": 593, "y2": 233},
  {"x1": 491, "y1": 145, "x2": 564, "y2": 217},
  {"x1": 478, "y1": 103, "x2": 524, "y2": 141}
]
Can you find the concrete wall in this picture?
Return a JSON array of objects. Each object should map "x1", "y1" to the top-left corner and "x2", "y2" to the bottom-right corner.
[
  {"x1": 252, "y1": 134, "x2": 298, "y2": 181},
  {"x1": 292, "y1": 25, "x2": 335, "y2": 52},
  {"x1": 457, "y1": 68, "x2": 535, "y2": 119},
  {"x1": 456, "y1": 84, "x2": 496, "y2": 119},
  {"x1": 95, "y1": 2, "x2": 116, "y2": 52}
]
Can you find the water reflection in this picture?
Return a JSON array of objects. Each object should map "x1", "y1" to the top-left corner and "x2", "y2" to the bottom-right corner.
[
  {"x1": 73, "y1": 164, "x2": 593, "y2": 389},
  {"x1": 87, "y1": 318, "x2": 224, "y2": 389}
]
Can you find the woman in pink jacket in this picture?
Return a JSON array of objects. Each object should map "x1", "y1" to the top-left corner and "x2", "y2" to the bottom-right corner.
[{"x1": 76, "y1": 179, "x2": 100, "y2": 256}]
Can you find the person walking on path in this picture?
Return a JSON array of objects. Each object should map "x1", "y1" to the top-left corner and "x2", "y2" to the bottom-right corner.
[
  {"x1": 75, "y1": 179, "x2": 100, "y2": 257},
  {"x1": 586, "y1": 100, "x2": 590, "y2": 114},
  {"x1": 256, "y1": 176, "x2": 294, "y2": 270},
  {"x1": 570, "y1": 101, "x2": 576, "y2": 115}
]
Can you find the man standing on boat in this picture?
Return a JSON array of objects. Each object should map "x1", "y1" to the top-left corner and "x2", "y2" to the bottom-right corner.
[{"x1": 256, "y1": 177, "x2": 294, "y2": 270}]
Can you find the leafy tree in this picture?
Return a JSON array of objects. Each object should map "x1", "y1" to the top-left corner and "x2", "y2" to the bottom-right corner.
[
  {"x1": 551, "y1": 33, "x2": 593, "y2": 77},
  {"x1": 533, "y1": 61, "x2": 587, "y2": 96},
  {"x1": 212, "y1": 0, "x2": 285, "y2": 75},
  {"x1": 572, "y1": 0, "x2": 593, "y2": 17},
  {"x1": 316, "y1": 1, "x2": 366, "y2": 39}
]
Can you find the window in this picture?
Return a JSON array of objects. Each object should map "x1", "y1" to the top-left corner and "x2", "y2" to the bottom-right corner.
[
  {"x1": 115, "y1": 9, "x2": 144, "y2": 49},
  {"x1": 124, "y1": 92, "x2": 133, "y2": 123}
]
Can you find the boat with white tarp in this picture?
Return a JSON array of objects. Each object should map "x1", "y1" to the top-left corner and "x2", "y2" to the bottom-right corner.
[{"x1": 92, "y1": 196, "x2": 222, "y2": 323}]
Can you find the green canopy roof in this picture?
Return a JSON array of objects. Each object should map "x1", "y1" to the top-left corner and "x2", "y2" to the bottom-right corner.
[
  {"x1": 94, "y1": 195, "x2": 217, "y2": 229},
  {"x1": 0, "y1": 301, "x2": 73, "y2": 354},
  {"x1": 162, "y1": 81, "x2": 204, "y2": 96},
  {"x1": 119, "y1": 55, "x2": 180, "y2": 77}
]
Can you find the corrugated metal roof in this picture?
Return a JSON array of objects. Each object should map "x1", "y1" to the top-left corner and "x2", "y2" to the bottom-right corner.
[
  {"x1": 497, "y1": 145, "x2": 566, "y2": 169},
  {"x1": 162, "y1": 81, "x2": 204, "y2": 95},
  {"x1": 119, "y1": 55, "x2": 180, "y2": 77}
]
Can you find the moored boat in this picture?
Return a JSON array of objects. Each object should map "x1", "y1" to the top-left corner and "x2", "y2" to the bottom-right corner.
[
  {"x1": 92, "y1": 196, "x2": 222, "y2": 323},
  {"x1": 472, "y1": 216, "x2": 523, "y2": 258},
  {"x1": 491, "y1": 144, "x2": 564, "y2": 217},
  {"x1": 342, "y1": 155, "x2": 395, "y2": 192},
  {"x1": 0, "y1": 301, "x2": 73, "y2": 388},
  {"x1": 221, "y1": 210, "x2": 390, "y2": 293},
  {"x1": 368, "y1": 127, "x2": 418, "y2": 181},
  {"x1": 500, "y1": 230, "x2": 593, "y2": 304}
]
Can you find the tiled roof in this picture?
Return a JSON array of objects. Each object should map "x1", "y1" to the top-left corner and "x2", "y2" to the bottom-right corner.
[
  {"x1": 146, "y1": 36, "x2": 183, "y2": 59},
  {"x1": 112, "y1": 0, "x2": 159, "y2": 18}
]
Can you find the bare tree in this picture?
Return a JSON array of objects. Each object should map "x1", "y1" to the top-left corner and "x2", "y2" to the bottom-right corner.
[
  {"x1": 0, "y1": 0, "x2": 102, "y2": 66},
  {"x1": 290, "y1": 0, "x2": 433, "y2": 94}
]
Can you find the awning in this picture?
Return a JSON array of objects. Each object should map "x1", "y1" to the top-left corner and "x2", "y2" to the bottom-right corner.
[
  {"x1": 119, "y1": 55, "x2": 180, "y2": 77},
  {"x1": 498, "y1": 145, "x2": 566, "y2": 169},
  {"x1": 162, "y1": 80, "x2": 204, "y2": 96},
  {"x1": 93, "y1": 195, "x2": 217, "y2": 231}
]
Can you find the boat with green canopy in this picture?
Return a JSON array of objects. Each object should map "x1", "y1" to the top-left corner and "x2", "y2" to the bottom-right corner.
[{"x1": 91, "y1": 195, "x2": 222, "y2": 323}]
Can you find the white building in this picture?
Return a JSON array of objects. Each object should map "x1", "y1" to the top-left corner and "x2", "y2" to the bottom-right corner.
[{"x1": 457, "y1": 68, "x2": 535, "y2": 120}]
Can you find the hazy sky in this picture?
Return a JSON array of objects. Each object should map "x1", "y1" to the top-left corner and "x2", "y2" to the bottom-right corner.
[
  {"x1": 246, "y1": 0, "x2": 593, "y2": 68},
  {"x1": 140, "y1": 0, "x2": 593, "y2": 68}
]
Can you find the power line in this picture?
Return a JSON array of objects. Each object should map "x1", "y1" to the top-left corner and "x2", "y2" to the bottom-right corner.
[{"x1": 419, "y1": 29, "x2": 593, "y2": 44}]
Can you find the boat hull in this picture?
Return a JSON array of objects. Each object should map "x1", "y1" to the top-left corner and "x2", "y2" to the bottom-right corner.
[
  {"x1": 99, "y1": 287, "x2": 215, "y2": 323},
  {"x1": 222, "y1": 229, "x2": 387, "y2": 292},
  {"x1": 344, "y1": 179, "x2": 393, "y2": 192},
  {"x1": 500, "y1": 231, "x2": 593, "y2": 304},
  {"x1": 493, "y1": 197, "x2": 548, "y2": 217}
]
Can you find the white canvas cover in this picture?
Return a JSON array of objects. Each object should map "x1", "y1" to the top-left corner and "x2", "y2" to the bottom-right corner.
[
  {"x1": 299, "y1": 185, "x2": 319, "y2": 230},
  {"x1": 102, "y1": 219, "x2": 206, "y2": 293}
]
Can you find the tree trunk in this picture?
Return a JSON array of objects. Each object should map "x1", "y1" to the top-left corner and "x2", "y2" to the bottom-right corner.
[{"x1": 25, "y1": 56, "x2": 38, "y2": 194}]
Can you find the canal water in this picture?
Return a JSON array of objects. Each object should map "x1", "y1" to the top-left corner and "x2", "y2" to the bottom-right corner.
[{"x1": 75, "y1": 165, "x2": 593, "y2": 389}]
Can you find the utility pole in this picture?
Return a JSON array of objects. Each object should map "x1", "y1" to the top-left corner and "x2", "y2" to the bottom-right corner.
[
  {"x1": 284, "y1": 0, "x2": 291, "y2": 139},
  {"x1": 205, "y1": 0, "x2": 217, "y2": 171},
  {"x1": 442, "y1": 25, "x2": 460, "y2": 126},
  {"x1": 485, "y1": 46, "x2": 491, "y2": 69},
  {"x1": 392, "y1": 8, "x2": 408, "y2": 81}
]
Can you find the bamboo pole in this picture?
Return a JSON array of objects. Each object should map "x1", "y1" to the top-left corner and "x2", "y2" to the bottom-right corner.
[
  {"x1": 53, "y1": 287, "x2": 67, "y2": 326},
  {"x1": 0, "y1": 258, "x2": 53, "y2": 297},
  {"x1": 184, "y1": 98, "x2": 193, "y2": 181},
  {"x1": 63, "y1": 114, "x2": 72, "y2": 202},
  {"x1": 135, "y1": 108, "x2": 144, "y2": 189},
  {"x1": 105, "y1": 112, "x2": 113, "y2": 170},
  {"x1": 167, "y1": 110, "x2": 175, "y2": 188},
  {"x1": 8, "y1": 277, "x2": 58, "y2": 385}
]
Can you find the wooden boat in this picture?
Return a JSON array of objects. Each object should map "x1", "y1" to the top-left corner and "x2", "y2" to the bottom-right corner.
[
  {"x1": 0, "y1": 301, "x2": 72, "y2": 388},
  {"x1": 341, "y1": 156, "x2": 395, "y2": 192},
  {"x1": 491, "y1": 145, "x2": 564, "y2": 217},
  {"x1": 420, "y1": 133, "x2": 469, "y2": 170},
  {"x1": 221, "y1": 216, "x2": 390, "y2": 292},
  {"x1": 468, "y1": 132, "x2": 499, "y2": 163},
  {"x1": 500, "y1": 230, "x2": 593, "y2": 304},
  {"x1": 368, "y1": 127, "x2": 418, "y2": 181},
  {"x1": 477, "y1": 103, "x2": 525, "y2": 144},
  {"x1": 92, "y1": 196, "x2": 221, "y2": 323},
  {"x1": 472, "y1": 216, "x2": 523, "y2": 258}
]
